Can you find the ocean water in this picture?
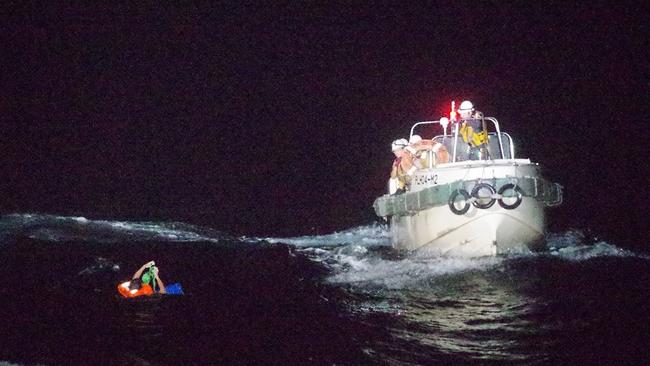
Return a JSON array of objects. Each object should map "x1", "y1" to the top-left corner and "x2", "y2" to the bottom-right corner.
[{"x1": 0, "y1": 214, "x2": 649, "y2": 365}]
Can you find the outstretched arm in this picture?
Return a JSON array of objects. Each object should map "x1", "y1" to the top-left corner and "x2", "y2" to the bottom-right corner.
[
  {"x1": 132, "y1": 261, "x2": 155, "y2": 280},
  {"x1": 154, "y1": 268, "x2": 166, "y2": 294}
]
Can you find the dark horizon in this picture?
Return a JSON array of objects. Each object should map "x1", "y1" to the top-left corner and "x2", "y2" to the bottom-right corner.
[{"x1": 2, "y1": 4, "x2": 646, "y2": 245}]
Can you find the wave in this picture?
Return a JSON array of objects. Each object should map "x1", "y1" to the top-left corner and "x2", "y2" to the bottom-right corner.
[
  {"x1": 0, "y1": 213, "x2": 231, "y2": 244},
  {"x1": 292, "y1": 228, "x2": 648, "y2": 290},
  {"x1": 1, "y1": 214, "x2": 643, "y2": 266},
  {"x1": 0, "y1": 213, "x2": 391, "y2": 247},
  {"x1": 0, "y1": 361, "x2": 38, "y2": 366},
  {"x1": 325, "y1": 247, "x2": 502, "y2": 289},
  {"x1": 545, "y1": 229, "x2": 642, "y2": 260},
  {"x1": 261, "y1": 223, "x2": 391, "y2": 247}
]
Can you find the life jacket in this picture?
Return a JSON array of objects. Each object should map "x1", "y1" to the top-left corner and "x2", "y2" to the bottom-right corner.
[
  {"x1": 117, "y1": 281, "x2": 154, "y2": 298},
  {"x1": 459, "y1": 119, "x2": 488, "y2": 147},
  {"x1": 391, "y1": 152, "x2": 416, "y2": 182},
  {"x1": 389, "y1": 150, "x2": 417, "y2": 194},
  {"x1": 412, "y1": 140, "x2": 450, "y2": 167},
  {"x1": 390, "y1": 158, "x2": 406, "y2": 192}
]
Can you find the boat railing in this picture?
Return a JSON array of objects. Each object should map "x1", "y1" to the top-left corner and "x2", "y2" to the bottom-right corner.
[
  {"x1": 409, "y1": 118, "x2": 516, "y2": 162},
  {"x1": 421, "y1": 149, "x2": 438, "y2": 169}
]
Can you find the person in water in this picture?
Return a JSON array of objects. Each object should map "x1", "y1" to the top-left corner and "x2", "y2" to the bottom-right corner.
[{"x1": 118, "y1": 260, "x2": 166, "y2": 298}]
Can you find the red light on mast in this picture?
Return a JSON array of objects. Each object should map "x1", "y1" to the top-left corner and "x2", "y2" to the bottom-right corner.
[{"x1": 450, "y1": 100, "x2": 457, "y2": 122}]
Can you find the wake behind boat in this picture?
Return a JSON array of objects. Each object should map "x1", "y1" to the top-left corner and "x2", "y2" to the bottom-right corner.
[{"x1": 373, "y1": 100, "x2": 563, "y2": 257}]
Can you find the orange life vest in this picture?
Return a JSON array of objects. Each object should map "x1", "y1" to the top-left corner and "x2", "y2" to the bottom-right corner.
[{"x1": 117, "y1": 281, "x2": 154, "y2": 298}]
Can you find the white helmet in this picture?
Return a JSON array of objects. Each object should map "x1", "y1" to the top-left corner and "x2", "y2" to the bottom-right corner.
[
  {"x1": 391, "y1": 138, "x2": 408, "y2": 152},
  {"x1": 409, "y1": 134, "x2": 422, "y2": 144},
  {"x1": 458, "y1": 100, "x2": 474, "y2": 118}
]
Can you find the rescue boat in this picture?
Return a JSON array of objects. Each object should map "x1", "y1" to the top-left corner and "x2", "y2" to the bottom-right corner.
[{"x1": 373, "y1": 101, "x2": 563, "y2": 257}]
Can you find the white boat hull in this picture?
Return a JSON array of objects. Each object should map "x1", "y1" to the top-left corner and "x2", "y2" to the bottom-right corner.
[
  {"x1": 390, "y1": 196, "x2": 545, "y2": 257},
  {"x1": 389, "y1": 161, "x2": 549, "y2": 257}
]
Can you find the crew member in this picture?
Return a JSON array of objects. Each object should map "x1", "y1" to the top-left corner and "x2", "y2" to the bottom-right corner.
[
  {"x1": 389, "y1": 138, "x2": 414, "y2": 195},
  {"x1": 458, "y1": 100, "x2": 489, "y2": 160},
  {"x1": 409, "y1": 134, "x2": 450, "y2": 168}
]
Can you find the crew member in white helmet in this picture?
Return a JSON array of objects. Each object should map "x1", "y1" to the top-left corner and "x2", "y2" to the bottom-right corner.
[
  {"x1": 458, "y1": 100, "x2": 489, "y2": 160},
  {"x1": 389, "y1": 138, "x2": 414, "y2": 195},
  {"x1": 409, "y1": 134, "x2": 450, "y2": 167}
]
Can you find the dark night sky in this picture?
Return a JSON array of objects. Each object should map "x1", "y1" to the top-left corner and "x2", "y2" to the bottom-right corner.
[{"x1": 1, "y1": 3, "x2": 646, "y2": 242}]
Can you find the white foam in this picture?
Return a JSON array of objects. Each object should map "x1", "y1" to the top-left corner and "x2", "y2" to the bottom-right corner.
[
  {"x1": 293, "y1": 228, "x2": 645, "y2": 289},
  {"x1": 546, "y1": 229, "x2": 588, "y2": 249},
  {"x1": 326, "y1": 252, "x2": 501, "y2": 289},
  {"x1": 262, "y1": 223, "x2": 391, "y2": 247},
  {"x1": 99, "y1": 220, "x2": 211, "y2": 242},
  {"x1": 545, "y1": 229, "x2": 641, "y2": 260},
  {"x1": 550, "y1": 241, "x2": 635, "y2": 260},
  {"x1": 294, "y1": 238, "x2": 502, "y2": 290},
  {"x1": 0, "y1": 361, "x2": 42, "y2": 366}
]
